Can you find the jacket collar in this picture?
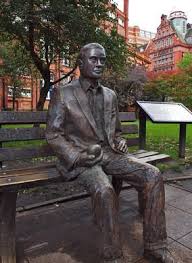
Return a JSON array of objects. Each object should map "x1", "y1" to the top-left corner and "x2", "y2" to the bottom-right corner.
[{"x1": 79, "y1": 76, "x2": 101, "y2": 93}]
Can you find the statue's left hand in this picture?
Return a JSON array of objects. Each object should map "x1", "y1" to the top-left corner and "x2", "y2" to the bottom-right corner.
[{"x1": 116, "y1": 139, "x2": 128, "y2": 153}]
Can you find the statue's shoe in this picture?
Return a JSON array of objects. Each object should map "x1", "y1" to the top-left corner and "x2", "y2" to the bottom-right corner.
[
  {"x1": 102, "y1": 245, "x2": 123, "y2": 262},
  {"x1": 103, "y1": 257, "x2": 124, "y2": 263},
  {"x1": 144, "y1": 248, "x2": 182, "y2": 263}
]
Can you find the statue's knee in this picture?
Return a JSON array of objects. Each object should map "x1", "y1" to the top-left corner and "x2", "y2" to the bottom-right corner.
[
  {"x1": 144, "y1": 165, "x2": 162, "y2": 184},
  {"x1": 99, "y1": 185, "x2": 116, "y2": 201}
]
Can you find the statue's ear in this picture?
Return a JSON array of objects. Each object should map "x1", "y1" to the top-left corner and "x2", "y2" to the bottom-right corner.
[{"x1": 77, "y1": 58, "x2": 83, "y2": 70}]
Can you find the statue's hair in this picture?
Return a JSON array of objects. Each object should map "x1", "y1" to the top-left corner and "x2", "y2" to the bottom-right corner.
[{"x1": 78, "y1": 43, "x2": 105, "y2": 60}]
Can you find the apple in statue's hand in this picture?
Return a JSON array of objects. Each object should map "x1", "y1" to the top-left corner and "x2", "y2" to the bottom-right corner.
[{"x1": 87, "y1": 144, "x2": 101, "y2": 158}]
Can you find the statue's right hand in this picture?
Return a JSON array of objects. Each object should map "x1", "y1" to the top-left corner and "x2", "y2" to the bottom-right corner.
[{"x1": 75, "y1": 151, "x2": 103, "y2": 167}]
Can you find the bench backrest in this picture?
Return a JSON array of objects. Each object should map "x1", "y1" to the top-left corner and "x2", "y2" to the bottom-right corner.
[{"x1": 0, "y1": 111, "x2": 139, "y2": 163}]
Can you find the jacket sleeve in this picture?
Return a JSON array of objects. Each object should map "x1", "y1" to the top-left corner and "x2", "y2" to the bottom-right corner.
[
  {"x1": 46, "y1": 87, "x2": 80, "y2": 171},
  {"x1": 113, "y1": 92, "x2": 124, "y2": 144}
]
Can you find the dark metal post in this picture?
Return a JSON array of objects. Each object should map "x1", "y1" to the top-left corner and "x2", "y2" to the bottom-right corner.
[
  {"x1": 179, "y1": 123, "x2": 186, "y2": 158},
  {"x1": 139, "y1": 110, "x2": 146, "y2": 149},
  {"x1": 0, "y1": 124, "x2": 2, "y2": 169}
]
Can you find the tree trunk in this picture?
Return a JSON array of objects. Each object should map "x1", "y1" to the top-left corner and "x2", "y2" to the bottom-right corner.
[
  {"x1": 36, "y1": 74, "x2": 50, "y2": 111},
  {"x1": 12, "y1": 87, "x2": 16, "y2": 111}
]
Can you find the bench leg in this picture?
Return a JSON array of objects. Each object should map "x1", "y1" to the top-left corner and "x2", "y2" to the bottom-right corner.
[
  {"x1": 112, "y1": 177, "x2": 123, "y2": 197},
  {"x1": 0, "y1": 192, "x2": 17, "y2": 263}
]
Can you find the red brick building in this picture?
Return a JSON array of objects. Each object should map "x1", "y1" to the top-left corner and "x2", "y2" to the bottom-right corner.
[
  {"x1": 145, "y1": 11, "x2": 192, "y2": 74},
  {"x1": 0, "y1": 0, "x2": 130, "y2": 111},
  {"x1": 128, "y1": 26, "x2": 155, "y2": 47}
]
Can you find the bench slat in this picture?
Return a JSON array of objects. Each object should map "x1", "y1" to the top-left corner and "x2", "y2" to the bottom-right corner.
[
  {"x1": 126, "y1": 138, "x2": 139, "y2": 146},
  {"x1": 0, "y1": 111, "x2": 47, "y2": 124},
  {"x1": 0, "y1": 164, "x2": 56, "y2": 178},
  {"x1": 131, "y1": 150, "x2": 147, "y2": 155},
  {"x1": 139, "y1": 154, "x2": 170, "y2": 163},
  {"x1": 133, "y1": 151, "x2": 159, "y2": 158},
  {"x1": 0, "y1": 126, "x2": 138, "y2": 142},
  {"x1": 0, "y1": 128, "x2": 46, "y2": 142},
  {"x1": 119, "y1": 112, "x2": 136, "y2": 122},
  {"x1": 0, "y1": 145, "x2": 53, "y2": 161},
  {"x1": 121, "y1": 125, "x2": 138, "y2": 134},
  {"x1": 0, "y1": 167, "x2": 61, "y2": 190}
]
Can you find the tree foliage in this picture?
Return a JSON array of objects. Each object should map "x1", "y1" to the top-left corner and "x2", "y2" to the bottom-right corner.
[
  {"x1": 178, "y1": 52, "x2": 192, "y2": 71},
  {"x1": 0, "y1": 0, "x2": 130, "y2": 109},
  {"x1": 144, "y1": 66, "x2": 192, "y2": 110},
  {"x1": 102, "y1": 66, "x2": 147, "y2": 111}
]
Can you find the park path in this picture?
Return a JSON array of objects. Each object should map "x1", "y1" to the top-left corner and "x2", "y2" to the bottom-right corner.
[{"x1": 16, "y1": 183, "x2": 192, "y2": 263}]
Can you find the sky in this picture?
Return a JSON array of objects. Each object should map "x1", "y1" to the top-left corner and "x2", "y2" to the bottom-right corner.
[{"x1": 116, "y1": 0, "x2": 192, "y2": 33}]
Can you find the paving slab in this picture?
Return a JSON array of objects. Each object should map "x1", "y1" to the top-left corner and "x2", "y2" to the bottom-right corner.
[
  {"x1": 177, "y1": 232, "x2": 192, "y2": 250},
  {"x1": 165, "y1": 204, "x2": 192, "y2": 240},
  {"x1": 15, "y1": 185, "x2": 192, "y2": 263},
  {"x1": 165, "y1": 184, "x2": 192, "y2": 203},
  {"x1": 167, "y1": 190, "x2": 192, "y2": 215}
]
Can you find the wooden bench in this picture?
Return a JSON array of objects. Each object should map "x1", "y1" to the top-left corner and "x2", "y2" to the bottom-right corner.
[{"x1": 0, "y1": 111, "x2": 170, "y2": 263}]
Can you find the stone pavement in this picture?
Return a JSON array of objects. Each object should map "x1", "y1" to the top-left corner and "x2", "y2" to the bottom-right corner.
[{"x1": 16, "y1": 183, "x2": 192, "y2": 263}]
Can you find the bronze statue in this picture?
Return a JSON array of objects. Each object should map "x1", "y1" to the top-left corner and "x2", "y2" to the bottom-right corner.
[{"x1": 46, "y1": 43, "x2": 178, "y2": 262}]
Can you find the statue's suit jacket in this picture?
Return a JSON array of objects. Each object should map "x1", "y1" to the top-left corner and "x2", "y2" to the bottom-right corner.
[{"x1": 46, "y1": 79, "x2": 123, "y2": 181}]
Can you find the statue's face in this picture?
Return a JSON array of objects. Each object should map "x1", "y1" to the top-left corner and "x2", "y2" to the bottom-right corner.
[{"x1": 80, "y1": 47, "x2": 106, "y2": 79}]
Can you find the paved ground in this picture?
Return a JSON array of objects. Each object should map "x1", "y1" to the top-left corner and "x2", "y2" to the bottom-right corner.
[{"x1": 16, "y1": 183, "x2": 192, "y2": 263}]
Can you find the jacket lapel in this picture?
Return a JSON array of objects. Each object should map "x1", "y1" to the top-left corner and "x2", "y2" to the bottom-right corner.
[
  {"x1": 102, "y1": 86, "x2": 112, "y2": 137},
  {"x1": 73, "y1": 81, "x2": 100, "y2": 137}
]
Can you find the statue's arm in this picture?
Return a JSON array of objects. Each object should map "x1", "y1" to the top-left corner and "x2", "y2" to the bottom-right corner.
[
  {"x1": 46, "y1": 87, "x2": 80, "y2": 171},
  {"x1": 113, "y1": 92, "x2": 128, "y2": 153}
]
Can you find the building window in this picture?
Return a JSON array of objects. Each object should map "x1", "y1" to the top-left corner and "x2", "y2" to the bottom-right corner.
[
  {"x1": 108, "y1": 11, "x2": 116, "y2": 19},
  {"x1": 118, "y1": 17, "x2": 124, "y2": 27},
  {"x1": 175, "y1": 20, "x2": 180, "y2": 26},
  {"x1": 21, "y1": 89, "x2": 31, "y2": 98},
  {"x1": 61, "y1": 57, "x2": 70, "y2": 66},
  {"x1": 183, "y1": 21, "x2": 186, "y2": 33},
  {"x1": 8, "y1": 86, "x2": 31, "y2": 98}
]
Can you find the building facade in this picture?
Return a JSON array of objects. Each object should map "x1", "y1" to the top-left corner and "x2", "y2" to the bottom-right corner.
[
  {"x1": 128, "y1": 26, "x2": 155, "y2": 47},
  {"x1": 145, "y1": 11, "x2": 192, "y2": 74}
]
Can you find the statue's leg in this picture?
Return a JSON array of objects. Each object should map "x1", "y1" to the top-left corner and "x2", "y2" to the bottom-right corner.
[
  {"x1": 78, "y1": 165, "x2": 123, "y2": 261},
  {"x1": 103, "y1": 153, "x2": 167, "y2": 251}
]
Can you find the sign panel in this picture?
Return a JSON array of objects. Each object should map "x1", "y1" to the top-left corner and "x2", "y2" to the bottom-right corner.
[{"x1": 137, "y1": 101, "x2": 192, "y2": 123}]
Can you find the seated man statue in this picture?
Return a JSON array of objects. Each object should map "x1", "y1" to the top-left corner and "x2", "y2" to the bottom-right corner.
[{"x1": 46, "y1": 43, "x2": 178, "y2": 262}]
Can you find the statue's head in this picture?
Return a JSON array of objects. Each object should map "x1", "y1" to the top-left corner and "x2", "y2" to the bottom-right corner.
[{"x1": 78, "y1": 43, "x2": 106, "y2": 80}]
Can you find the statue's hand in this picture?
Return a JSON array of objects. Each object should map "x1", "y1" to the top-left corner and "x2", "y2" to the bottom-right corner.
[
  {"x1": 76, "y1": 145, "x2": 103, "y2": 167},
  {"x1": 115, "y1": 139, "x2": 128, "y2": 153}
]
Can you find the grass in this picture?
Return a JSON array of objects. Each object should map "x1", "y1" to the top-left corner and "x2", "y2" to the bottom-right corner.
[{"x1": 146, "y1": 122, "x2": 192, "y2": 160}]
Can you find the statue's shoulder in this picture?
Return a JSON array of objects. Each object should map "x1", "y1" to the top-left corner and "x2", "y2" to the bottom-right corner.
[
  {"x1": 58, "y1": 79, "x2": 80, "y2": 100},
  {"x1": 60, "y1": 79, "x2": 79, "y2": 92},
  {"x1": 101, "y1": 85, "x2": 117, "y2": 98}
]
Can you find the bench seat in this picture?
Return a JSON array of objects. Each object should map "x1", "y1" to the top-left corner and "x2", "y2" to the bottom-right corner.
[{"x1": 0, "y1": 150, "x2": 170, "y2": 191}]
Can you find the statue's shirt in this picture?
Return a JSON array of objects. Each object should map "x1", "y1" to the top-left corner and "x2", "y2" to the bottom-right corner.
[{"x1": 79, "y1": 77, "x2": 108, "y2": 146}]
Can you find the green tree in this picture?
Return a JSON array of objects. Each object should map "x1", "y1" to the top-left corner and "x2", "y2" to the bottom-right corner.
[
  {"x1": 0, "y1": 0, "x2": 130, "y2": 110},
  {"x1": 171, "y1": 72, "x2": 192, "y2": 109},
  {"x1": 144, "y1": 70, "x2": 192, "y2": 110},
  {"x1": 178, "y1": 52, "x2": 192, "y2": 71},
  {"x1": 144, "y1": 73, "x2": 173, "y2": 102}
]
